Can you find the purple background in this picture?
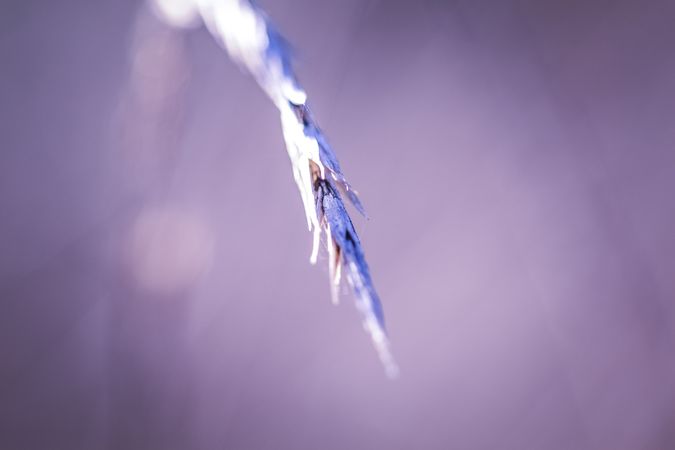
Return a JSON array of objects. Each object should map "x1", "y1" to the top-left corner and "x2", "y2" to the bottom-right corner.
[{"x1": 2, "y1": 1, "x2": 675, "y2": 449}]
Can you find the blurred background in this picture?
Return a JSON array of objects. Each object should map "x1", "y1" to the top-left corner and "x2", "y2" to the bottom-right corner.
[{"x1": 1, "y1": 0, "x2": 675, "y2": 449}]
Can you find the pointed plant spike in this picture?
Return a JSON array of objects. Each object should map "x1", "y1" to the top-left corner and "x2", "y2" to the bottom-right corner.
[
  {"x1": 166, "y1": 0, "x2": 396, "y2": 376},
  {"x1": 316, "y1": 179, "x2": 398, "y2": 377}
]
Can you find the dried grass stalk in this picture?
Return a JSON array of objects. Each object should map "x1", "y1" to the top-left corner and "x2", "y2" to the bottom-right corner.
[{"x1": 155, "y1": 0, "x2": 398, "y2": 377}]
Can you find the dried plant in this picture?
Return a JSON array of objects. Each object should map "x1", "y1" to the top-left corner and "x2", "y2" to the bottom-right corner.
[{"x1": 153, "y1": 0, "x2": 398, "y2": 377}]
